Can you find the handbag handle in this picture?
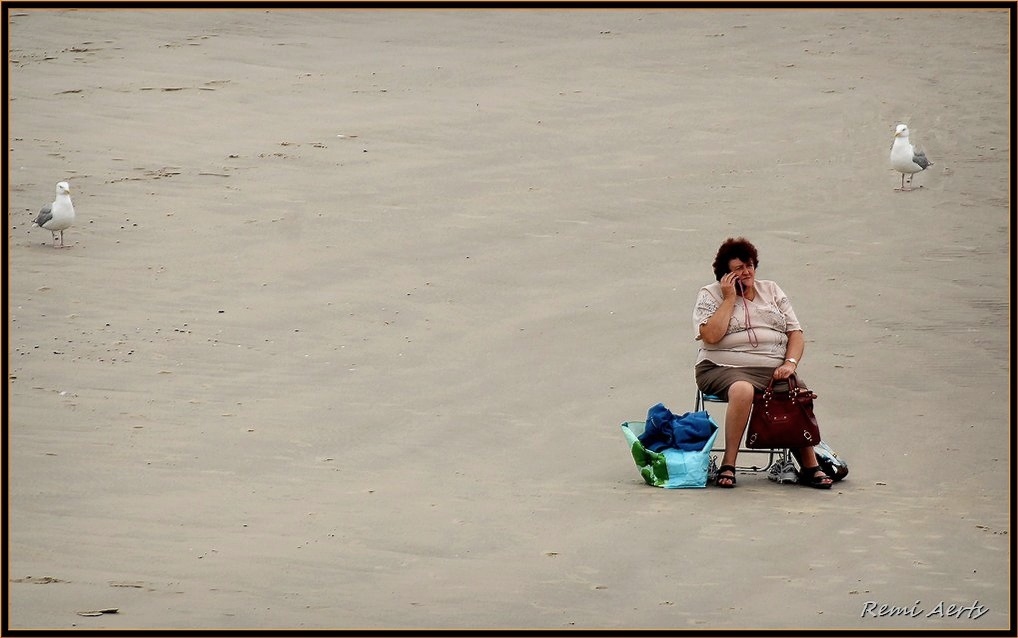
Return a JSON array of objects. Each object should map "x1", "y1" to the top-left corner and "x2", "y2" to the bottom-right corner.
[{"x1": 761, "y1": 373, "x2": 814, "y2": 399}]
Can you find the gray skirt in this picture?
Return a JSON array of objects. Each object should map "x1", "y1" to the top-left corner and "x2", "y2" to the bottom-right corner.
[{"x1": 694, "y1": 361, "x2": 802, "y2": 400}]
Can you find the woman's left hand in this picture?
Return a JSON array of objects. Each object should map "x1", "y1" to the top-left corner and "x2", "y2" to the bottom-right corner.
[{"x1": 772, "y1": 362, "x2": 797, "y2": 380}]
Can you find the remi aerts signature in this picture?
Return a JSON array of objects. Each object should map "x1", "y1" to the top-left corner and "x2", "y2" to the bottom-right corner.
[{"x1": 861, "y1": 600, "x2": 989, "y2": 620}]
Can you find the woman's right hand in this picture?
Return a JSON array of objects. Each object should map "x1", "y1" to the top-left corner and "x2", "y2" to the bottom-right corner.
[{"x1": 720, "y1": 272, "x2": 740, "y2": 300}]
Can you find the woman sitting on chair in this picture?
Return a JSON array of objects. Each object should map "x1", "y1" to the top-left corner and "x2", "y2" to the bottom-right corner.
[{"x1": 693, "y1": 237, "x2": 832, "y2": 489}]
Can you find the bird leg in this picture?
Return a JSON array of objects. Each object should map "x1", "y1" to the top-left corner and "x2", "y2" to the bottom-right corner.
[{"x1": 895, "y1": 172, "x2": 915, "y2": 192}]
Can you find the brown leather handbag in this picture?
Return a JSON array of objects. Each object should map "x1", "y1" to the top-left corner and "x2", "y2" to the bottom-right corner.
[{"x1": 746, "y1": 374, "x2": 821, "y2": 449}]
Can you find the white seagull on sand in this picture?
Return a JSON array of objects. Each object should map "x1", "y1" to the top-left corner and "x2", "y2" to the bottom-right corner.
[
  {"x1": 890, "y1": 124, "x2": 933, "y2": 191},
  {"x1": 33, "y1": 181, "x2": 76, "y2": 248}
]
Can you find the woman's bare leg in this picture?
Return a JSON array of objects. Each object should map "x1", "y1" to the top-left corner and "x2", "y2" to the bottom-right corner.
[{"x1": 717, "y1": 380, "x2": 755, "y2": 486}]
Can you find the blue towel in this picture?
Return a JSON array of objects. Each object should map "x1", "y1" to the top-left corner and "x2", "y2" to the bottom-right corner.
[{"x1": 638, "y1": 403, "x2": 715, "y2": 452}]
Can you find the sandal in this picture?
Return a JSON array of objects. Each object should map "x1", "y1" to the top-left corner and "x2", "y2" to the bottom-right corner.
[
  {"x1": 715, "y1": 464, "x2": 737, "y2": 488},
  {"x1": 799, "y1": 466, "x2": 833, "y2": 489}
]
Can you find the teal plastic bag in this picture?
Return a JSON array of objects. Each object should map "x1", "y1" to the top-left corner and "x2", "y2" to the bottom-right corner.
[{"x1": 621, "y1": 414, "x2": 719, "y2": 488}]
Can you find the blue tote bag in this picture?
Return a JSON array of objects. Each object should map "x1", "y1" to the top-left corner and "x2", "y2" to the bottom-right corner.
[{"x1": 621, "y1": 404, "x2": 719, "y2": 489}]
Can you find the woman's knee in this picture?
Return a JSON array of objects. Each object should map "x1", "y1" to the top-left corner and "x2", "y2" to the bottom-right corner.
[{"x1": 728, "y1": 380, "x2": 755, "y2": 403}]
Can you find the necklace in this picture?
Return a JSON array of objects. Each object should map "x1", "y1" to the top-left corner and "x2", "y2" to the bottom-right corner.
[{"x1": 742, "y1": 297, "x2": 760, "y2": 348}]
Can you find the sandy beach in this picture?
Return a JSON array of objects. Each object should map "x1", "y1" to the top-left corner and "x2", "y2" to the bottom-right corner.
[{"x1": 4, "y1": 6, "x2": 1012, "y2": 631}]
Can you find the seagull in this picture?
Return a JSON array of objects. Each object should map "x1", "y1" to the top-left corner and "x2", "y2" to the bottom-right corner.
[
  {"x1": 890, "y1": 124, "x2": 933, "y2": 191},
  {"x1": 33, "y1": 181, "x2": 76, "y2": 248}
]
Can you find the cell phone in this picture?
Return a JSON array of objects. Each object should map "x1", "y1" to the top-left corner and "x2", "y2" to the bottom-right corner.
[{"x1": 734, "y1": 278, "x2": 744, "y2": 296}]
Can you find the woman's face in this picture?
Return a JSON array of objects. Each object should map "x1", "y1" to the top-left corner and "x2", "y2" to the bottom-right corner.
[{"x1": 727, "y1": 258, "x2": 756, "y2": 291}]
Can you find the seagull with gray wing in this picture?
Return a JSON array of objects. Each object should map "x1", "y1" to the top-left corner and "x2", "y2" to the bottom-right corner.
[
  {"x1": 33, "y1": 181, "x2": 76, "y2": 248},
  {"x1": 890, "y1": 124, "x2": 933, "y2": 191}
]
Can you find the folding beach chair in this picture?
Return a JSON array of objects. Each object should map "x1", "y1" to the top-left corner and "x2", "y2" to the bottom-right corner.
[{"x1": 694, "y1": 389, "x2": 798, "y2": 482}]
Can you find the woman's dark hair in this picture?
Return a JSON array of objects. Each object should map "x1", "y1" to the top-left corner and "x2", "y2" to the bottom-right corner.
[{"x1": 712, "y1": 237, "x2": 759, "y2": 281}]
